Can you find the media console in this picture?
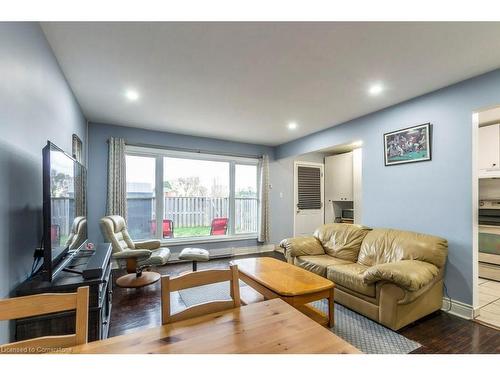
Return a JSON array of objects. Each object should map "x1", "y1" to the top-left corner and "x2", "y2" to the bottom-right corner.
[{"x1": 15, "y1": 243, "x2": 113, "y2": 342}]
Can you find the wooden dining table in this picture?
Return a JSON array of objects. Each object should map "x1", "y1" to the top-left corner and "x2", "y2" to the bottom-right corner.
[{"x1": 68, "y1": 299, "x2": 361, "y2": 354}]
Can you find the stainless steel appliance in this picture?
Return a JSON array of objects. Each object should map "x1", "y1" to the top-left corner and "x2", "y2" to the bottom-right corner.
[
  {"x1": 478, "y1": 200, "x2": 500, "y2": 281},
  {"x1": 479, "y1": 200, "x2": 500, "y2": 225},
  {"x1": 341, "y1": 208, "x2": 354, "y2": 221}
]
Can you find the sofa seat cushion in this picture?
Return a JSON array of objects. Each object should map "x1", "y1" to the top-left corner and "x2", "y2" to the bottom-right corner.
[
  {"x1": 295, "y1": 255, "x2": 352, "y2": 277},
  {"x1": 327, "y1": 263, "x2": 376, "y2": 297}
]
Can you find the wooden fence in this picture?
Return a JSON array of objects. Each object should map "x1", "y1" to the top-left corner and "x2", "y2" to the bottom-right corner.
[
  {"x1": 234, "y1": 198, "x2": 258, "y2": 233},
  {"x1": 164, "y1": 197, "x2": 229, "y2": 228},
  {"x1": 51, "y1": 197, "x2": 75, "y2": 237},
  {"x1": 127, "y1": 196, "x2": 258, "y2": 238}
]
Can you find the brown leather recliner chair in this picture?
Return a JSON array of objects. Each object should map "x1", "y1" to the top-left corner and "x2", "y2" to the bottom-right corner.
[{"x1": 280, "y1": 223, "x2": 448, "y2": 330}]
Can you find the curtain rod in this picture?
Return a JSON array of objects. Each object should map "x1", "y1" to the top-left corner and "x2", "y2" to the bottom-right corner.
[{"x1": 112, "y1": 140, "x2": 265, "y2": 159}]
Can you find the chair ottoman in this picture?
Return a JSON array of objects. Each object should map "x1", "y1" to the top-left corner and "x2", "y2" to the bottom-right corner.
[{"x1": 179, "y1": 248, "x2": 210, "y2": 271}]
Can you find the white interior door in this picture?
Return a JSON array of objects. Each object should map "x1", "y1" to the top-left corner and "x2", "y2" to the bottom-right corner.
[{"x1": 294, "y1": 162, "x2": 324, "y2": 236}]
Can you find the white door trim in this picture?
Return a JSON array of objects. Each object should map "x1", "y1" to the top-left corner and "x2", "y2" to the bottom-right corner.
[
  {"x1": 293, "y1": 161, "x2": 324, "y2": 237},
  {"x1": 472, "y1": 111, "x2": 480, "y2": 312},
  {"x1": 353, "y1": 148, "x2": 363, "y2": 224}
]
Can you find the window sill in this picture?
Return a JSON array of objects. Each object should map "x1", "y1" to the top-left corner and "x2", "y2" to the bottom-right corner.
[{"x1": 158, "y1": 234, "x2": 258, "y2": 247}]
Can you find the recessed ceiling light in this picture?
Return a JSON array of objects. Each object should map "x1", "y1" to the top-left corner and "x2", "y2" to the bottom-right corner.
[
  {"x1": 287, "y1": 122, "x2": 298, "y2": 130},
  {"x1": 125, "y1": 89, "x2": 139, "y2": 101},
  {"x1": 368, "y1": 83, "x2": 384, "y2": 96}
]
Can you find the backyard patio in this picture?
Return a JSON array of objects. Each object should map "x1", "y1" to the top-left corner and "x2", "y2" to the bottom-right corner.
[{"x1": 127, "y1": 196, "x2": 258, "y2": 239}]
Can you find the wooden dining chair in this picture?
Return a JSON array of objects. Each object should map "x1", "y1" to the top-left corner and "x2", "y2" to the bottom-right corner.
[
  {"x1": 0, "y1": 286, "x2": 89, "y2": 353},
  {"x1": 161, "y1": 264, "x2": 241, "y2": 325}
]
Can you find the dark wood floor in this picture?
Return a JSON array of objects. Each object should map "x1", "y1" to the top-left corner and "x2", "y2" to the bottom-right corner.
[{"x1": 109, "y1": 252, "x2": 500, "y2": 354}]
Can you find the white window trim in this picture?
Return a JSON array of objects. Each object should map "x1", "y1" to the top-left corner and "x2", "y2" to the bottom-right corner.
[
  {"x1": 127, "y1": 145, "x2": 259, "y2": 164},
  {"x1": 126, "y1": 145, "x2": 259, "y2": 243},
  {"x1": 160, "y1": 234, "x2": 258, "y2": 247}
]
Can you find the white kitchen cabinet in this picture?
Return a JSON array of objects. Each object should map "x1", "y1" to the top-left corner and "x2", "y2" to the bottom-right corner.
[
  {"x1": 478, "y1": 124, "x2": 500, "y2": 172},
  {"x1": 325, "y1": 152, "x2": 353, "y2": 202}
]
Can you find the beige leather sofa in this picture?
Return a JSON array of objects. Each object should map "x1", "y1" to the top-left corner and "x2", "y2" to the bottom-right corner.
[{"x1": 280, "y1": 223, "x2": 448, "y2": 330}]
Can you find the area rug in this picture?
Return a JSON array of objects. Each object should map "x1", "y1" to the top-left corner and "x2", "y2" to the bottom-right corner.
[{"x1": 178, "y1": 281, "x2": 422, "y2": 354}]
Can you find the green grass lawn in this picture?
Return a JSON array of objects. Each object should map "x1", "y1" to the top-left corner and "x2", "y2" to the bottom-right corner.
[
  {"x1": 174, "y1": 226, "x2": 211, "y2": 237},
  {"x1": 130, "y1": 226, "x2": 215, "y2": 240}
]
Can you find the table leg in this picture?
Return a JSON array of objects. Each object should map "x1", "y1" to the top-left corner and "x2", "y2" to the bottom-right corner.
[{"x1": 328, "y1": 288, "x2": 335, "y2": 328}]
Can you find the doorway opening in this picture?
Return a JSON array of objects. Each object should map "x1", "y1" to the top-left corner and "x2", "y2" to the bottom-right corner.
[
  {"x1": 473, "y1": 105, "x2": 500, "y2": 328},
  {"x1": 292, "y1": 141, "x2": 363, "y2": 237}
]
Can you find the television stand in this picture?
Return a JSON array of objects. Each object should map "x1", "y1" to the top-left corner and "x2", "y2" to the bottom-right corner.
[
  {"x1": 62, "y1": 267, "x2": 83, "y2": 276},
  {"x1": 14, "y1": 243, "x2": 113, "y2": 342}
]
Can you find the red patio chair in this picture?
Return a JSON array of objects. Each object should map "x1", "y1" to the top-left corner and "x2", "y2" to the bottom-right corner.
[
  {"x1": 162, "y1": 219, "x2": 174, "y2": 238},
  {"x1": 51, "y1": 224, "x2": 60, "y2": 242},
  {"x1": 210, "y1": 218, "x2": 228, "y2": 236},
  {"x1": 151, "y1": 219, "x2": 174, "y2": 238}
]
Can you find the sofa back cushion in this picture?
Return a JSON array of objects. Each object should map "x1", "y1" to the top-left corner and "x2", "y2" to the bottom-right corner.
[
  {"x1": 313, "y1": 223, "x2": 372, "y2": 262},
  {"x1": 357, "y1": 228, "x2": 448, "y2": 268}
]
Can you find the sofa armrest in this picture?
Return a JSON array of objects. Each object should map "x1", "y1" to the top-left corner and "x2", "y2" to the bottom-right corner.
[
  {"x1": 134, "y1": 240, "x2": 161, "y2": 250},
  {"x1": 279, "y1": 236, "x2": 325, "y2": 258},
  {"x1": 363, "y1": 260, "x2": 439, "y2": 291},
  {"x1": 112, "y1": 249, "x2": 152, "y2": 259}
]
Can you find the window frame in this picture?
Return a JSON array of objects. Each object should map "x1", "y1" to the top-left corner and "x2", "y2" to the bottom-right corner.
[{"x1": 125, "y1": 145, "x2": 260, "y2": 245}]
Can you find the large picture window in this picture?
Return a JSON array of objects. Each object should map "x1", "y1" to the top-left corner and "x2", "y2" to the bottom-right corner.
[
  {"x1": 125, "y1": 155, "x2": 156, "y2": 240},
  {"x1": 125, "y1": 146, "x2": 259, "y2": 242}
]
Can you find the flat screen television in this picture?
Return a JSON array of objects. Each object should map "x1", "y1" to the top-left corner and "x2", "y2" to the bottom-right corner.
[{"x1": 41, "y1": 141, "x2": 87, "y2": 281}]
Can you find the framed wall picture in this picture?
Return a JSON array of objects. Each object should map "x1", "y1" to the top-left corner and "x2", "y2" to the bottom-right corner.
[
  {"x1": 72, "y1": 134, "x2": 83, "y2": 163},
  {"x1": 384, "y1": 123, "x2": 431, "y2": 166}
]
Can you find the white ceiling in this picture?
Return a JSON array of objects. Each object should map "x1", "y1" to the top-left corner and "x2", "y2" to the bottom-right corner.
[{"x1": 41, "y1": 22, "x2": 500, "y2": 146}]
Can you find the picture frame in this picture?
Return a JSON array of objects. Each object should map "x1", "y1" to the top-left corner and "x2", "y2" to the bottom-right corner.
[
  {"x1": 72, "y1": 134, "x2": 83, "y2": 163},
  {"x1": 384, "y1": 123, "x2": 431, "y2": 166}
]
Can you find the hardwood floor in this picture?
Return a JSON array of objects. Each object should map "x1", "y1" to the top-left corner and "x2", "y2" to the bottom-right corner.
[
  {"x1": 400, "y1": 311, "x2": 500, "y2": 353},
  {"x1": 108, "y1": 252, "x2": 500, "y2": 354}
]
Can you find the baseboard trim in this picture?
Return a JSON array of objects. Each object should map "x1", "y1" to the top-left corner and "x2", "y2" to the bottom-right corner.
[{"x1": 441, "y1": 297, "x2": 473, "y2": 320}]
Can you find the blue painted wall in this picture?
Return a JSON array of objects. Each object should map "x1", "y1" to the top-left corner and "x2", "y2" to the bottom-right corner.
[
  {"x1": 275, "y1": 69, "x2": 500, "y2": 305},
  {"x1": 87, "y1": 122, "x2": 274, "y2": 248},
  {"x1": 0, "y1": 22, "x2": 87, "y2": 343},
  {"x1": 268, "y1": 152, "x2": 327, "y2": 245}
]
